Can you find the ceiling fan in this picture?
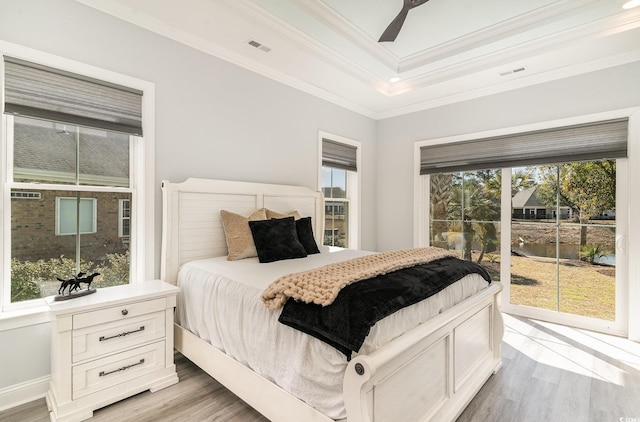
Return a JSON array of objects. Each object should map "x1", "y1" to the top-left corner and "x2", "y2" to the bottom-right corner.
[{"x1": 378, "y1": 0, "x2": 431, "y2": 42}]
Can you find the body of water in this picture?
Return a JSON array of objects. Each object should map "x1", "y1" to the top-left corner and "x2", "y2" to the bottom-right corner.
[{"x1": 512, "y1": 243, "x2": 615, "y2": 265}]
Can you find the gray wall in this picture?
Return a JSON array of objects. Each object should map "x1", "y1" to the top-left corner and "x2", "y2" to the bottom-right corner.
[
  {"x1": 376, "y1": 62, "x2": 640, "y2": 251},
  {"x1": 0, "y1": 0, "x2": 376, "y2": 391}
]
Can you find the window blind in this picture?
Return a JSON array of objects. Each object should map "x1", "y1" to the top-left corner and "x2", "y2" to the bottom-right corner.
[
  {"x1": 420, "y1": 118, "x2": 628, "y2": 175},
  {"x1": 3, "y1": 56, "x2": 143, "y2": 136},
  {"x1": 322, "y1": 138, "x2": 357, "y2": 172}
]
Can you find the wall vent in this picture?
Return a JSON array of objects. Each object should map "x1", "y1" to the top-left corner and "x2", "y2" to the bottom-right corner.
[
  {"x1": 247, "y1": 40, "x2": 271, "y2": 53},
  {"x1": 499, "y1": 66, "x2": 527, "y2": 77},
  {"x1": 11, "y1": 191, "x2": 41, "y2": 200}
]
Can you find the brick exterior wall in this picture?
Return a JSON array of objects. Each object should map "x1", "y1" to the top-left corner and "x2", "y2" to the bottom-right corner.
[{"x1": 11, "y1": 189, "x2": 130, "y2": 264}]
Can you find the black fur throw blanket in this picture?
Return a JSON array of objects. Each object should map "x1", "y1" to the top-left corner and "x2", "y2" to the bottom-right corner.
[{"x1": 278, "y1": 257, "x2": 491, "y2": 359}]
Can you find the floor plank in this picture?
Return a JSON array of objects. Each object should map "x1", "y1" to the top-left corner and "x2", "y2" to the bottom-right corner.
[
  {"x1": 458, "y1": 314, "x2": 640, "y2": 422},
  {"x1": 3, "y1": 314, "x2": 640, "y2": 421}
]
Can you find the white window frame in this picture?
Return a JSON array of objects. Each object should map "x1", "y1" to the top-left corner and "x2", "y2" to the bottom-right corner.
[
  {"x1": 55, "y1": 197, "x2": 97, "y2": 235},
  {"x1": 414, "y1": 107, "x2": 640, "y2": 341},
  {"x1": 318, "y1": 131, "x2": 361, "y2": 250},
  {"x1": 0, "y1": 41, "x2": 155, "y2": 322}
]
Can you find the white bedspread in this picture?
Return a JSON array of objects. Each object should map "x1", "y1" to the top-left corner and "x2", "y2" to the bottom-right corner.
[{"x1": 176, "y1": 249, "x2": 488, "y2": 420}]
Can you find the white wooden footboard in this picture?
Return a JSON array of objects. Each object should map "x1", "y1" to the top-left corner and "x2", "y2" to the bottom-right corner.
[
  {"x1": 174, "y1": 282, "x2": 502, "y2": 422},
  {"x1": 344, "y1": 282, "x2": 503, "y2": 422}
]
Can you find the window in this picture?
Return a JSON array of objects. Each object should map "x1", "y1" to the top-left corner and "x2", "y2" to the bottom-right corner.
[
  {"x1": 429, "y1": 170, "x2": 501, "y2": 281},
  {"x1": 1, "y1": 51, "x2": 153, "y2": 312},
  {"x1": 119, "y1": 199, "x2": 131, "y2": 238},
  {"x1": 7, "y1": 116, "x2": 134, "y2": 304},
  {"x1": 417, "y1": 112, "x2": 632, "y2": 335},
  {"x1": 322, "y1": 167, "x2": 350, "y2": 247},
  {"x1": 319, "y1": 133, "x2": 360, "y2": 249},
  {"x1": 56, "y1": 197, "x2": 97, "y2": 235}
]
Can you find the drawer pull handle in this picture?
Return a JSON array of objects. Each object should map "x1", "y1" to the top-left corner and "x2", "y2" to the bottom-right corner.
[
  {"x1": 99, "y1": 326, "x2": 145, "y2": 342},
  {"x1": 121, "y1": 309, "x2": 129, "y2": 316},
  {"x1": 99, "y1": 359, "x2": 145, "y2": 377}
]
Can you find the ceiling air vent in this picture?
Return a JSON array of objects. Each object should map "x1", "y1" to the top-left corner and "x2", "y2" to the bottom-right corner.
[
  {"x1": 499, "y1": 66, "x2": 527, "y2": 77},
  {"x1": 247, "y1": 40, "x2": 271, "y2": 53}
]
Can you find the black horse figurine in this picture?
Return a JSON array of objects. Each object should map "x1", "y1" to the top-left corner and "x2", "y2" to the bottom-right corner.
[
  {"x1": 57, "y1": 271, "x2": 86, "y2": 295},
  {"x1": 69, "y1": 272, "x2": 100, "y2": 293}
]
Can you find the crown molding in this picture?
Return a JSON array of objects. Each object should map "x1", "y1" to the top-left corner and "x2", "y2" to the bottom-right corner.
[
  {"x1": 73, "y1": 0, "x2": 381, "y2": 119},
  {"x1": 223, "y1": 0, "x2": 640, "y2": 99},
  {"x1": 377, "y1": 49, "x2": 640, "y2": 119},
  {"x1": 389, "y1": 6, "x2": 640, "y2": 96},
  {"x1": 299, "y1": 0, "x2": 400, "y2": 71},
  {"x1": 397, "y1": 0, "x2": 601, "y2": 73},
  {"x1": 72, "y1": 0, "x2": 640, "y2": 120},
  {"x1": 224, "y1": 0, "x2": 389, "y2": 87}
]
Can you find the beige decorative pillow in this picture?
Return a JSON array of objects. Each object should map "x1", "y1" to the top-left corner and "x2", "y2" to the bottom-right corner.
[
  {"x1": 265, "y1": 209, "x2": 301, "y2": 220},
  {"x1": 220, "y1": 208, "x2": 268, "y2": 260}
]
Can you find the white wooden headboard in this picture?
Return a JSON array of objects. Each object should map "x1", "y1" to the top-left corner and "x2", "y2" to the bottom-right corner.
[{"x1": 160, "y1": 178, "x2": 325, "y2": 284}]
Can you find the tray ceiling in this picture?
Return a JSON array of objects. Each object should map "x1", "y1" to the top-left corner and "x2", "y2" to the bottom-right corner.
[{"x1": 75, "y1": 0, "x2": 640, "y2": 118}]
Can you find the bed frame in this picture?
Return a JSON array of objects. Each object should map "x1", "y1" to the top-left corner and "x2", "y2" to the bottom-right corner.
[{"x1": 160, "y1": 178, "x2": 504, "y2": 422}]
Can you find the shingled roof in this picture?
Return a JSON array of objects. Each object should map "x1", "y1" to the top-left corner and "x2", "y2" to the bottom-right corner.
[
  {"x1": 13, "y1": 117, "x2": 129, "y2": 187},
  {"x1": 511, "y1": 186, "x2": 546, "y2": 208}
]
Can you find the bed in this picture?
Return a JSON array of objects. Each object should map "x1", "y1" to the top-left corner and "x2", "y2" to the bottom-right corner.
[{"x1": 160, "y1": 178, "x2": 504, "y2": 422}]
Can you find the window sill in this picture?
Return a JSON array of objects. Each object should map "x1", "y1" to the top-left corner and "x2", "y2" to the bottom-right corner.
[{"x1": 0, "y1": 305, "x2": 51, "y2": 332}]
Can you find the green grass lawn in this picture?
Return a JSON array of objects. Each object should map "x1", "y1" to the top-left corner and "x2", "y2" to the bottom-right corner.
[{"x1": 507, "y1": 255, "x2": 615, "y2": 321}]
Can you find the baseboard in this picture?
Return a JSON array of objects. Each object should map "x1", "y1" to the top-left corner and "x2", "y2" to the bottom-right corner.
[{"x1": 0, "y1": 376, "x2": 50, "y2": 412}]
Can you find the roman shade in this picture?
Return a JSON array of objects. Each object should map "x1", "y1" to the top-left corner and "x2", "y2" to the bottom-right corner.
[
  {"x1": 322, "y1": 138, "x2": 357, "y2": 172},
  {"x1": 3, "y1": 56, "x2": 143, "y2": 135},
  {"x1": 420, "y1": 118, "x2": 628, "y2": 175}
]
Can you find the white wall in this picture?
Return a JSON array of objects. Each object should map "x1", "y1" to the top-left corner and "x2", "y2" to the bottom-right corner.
[
  {"x1": 376, "y1": 62, "x2": 640, "y2": 251},
  {"x1": 0, "y1": 0, "x2": 376, "y2": 394}
]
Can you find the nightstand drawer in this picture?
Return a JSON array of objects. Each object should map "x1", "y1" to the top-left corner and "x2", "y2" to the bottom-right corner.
[
  {"x1": 73, "y1": 311, "x2": 166, "y2": 363},
  {"x1": 73, "y1": 297, "x2": 167, "y2": 329},
  {"x1": 72, "y1": 341, "x2": 165, "y2": 400}
]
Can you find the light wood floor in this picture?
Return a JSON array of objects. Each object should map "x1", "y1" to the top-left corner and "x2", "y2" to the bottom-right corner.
[{"x1": 3, "y1": 314, "x2": 640, "y2": 422}]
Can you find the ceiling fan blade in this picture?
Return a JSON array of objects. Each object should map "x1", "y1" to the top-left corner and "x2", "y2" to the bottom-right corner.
[
  {"x1": 378, "y1": 9, "x2": 409, "y2": 42},
  {"x1": 379, "y1": 0, "x2": 432, "y2": 42}
]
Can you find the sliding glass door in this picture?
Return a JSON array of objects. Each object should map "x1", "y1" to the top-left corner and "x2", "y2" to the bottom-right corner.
[
  {"x1": 427, "y1": 159, "x2": 626, "y2": 333},
  {"x1": 508, "y1": 160, "x2": 623, "y2": 328},
  {"x1": 421, "y1": 111, "x2": 631, "y2": 333}
]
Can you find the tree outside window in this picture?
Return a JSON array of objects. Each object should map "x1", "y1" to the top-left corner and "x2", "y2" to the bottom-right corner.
[{"x1": 429, "y1": 169, "x2": 501, "y2": 280}]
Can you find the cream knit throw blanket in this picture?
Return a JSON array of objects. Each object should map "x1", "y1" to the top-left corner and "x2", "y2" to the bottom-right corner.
[{"x1": 262, "y1": 247, "x2": 456, "y2": 310}]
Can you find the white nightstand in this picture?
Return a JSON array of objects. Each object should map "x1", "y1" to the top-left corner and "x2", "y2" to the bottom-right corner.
[{"x1": 46, "y1": 280, "x2": 180, "y2": 422}]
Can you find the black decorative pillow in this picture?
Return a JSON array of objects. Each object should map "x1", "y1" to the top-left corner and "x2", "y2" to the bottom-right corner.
[
  {"x1": 248, "y1": 217, "x2": 308, "y2": 263},
  {"x1": 295, "y1": 217, "x2": 320, "y2": 255}
]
